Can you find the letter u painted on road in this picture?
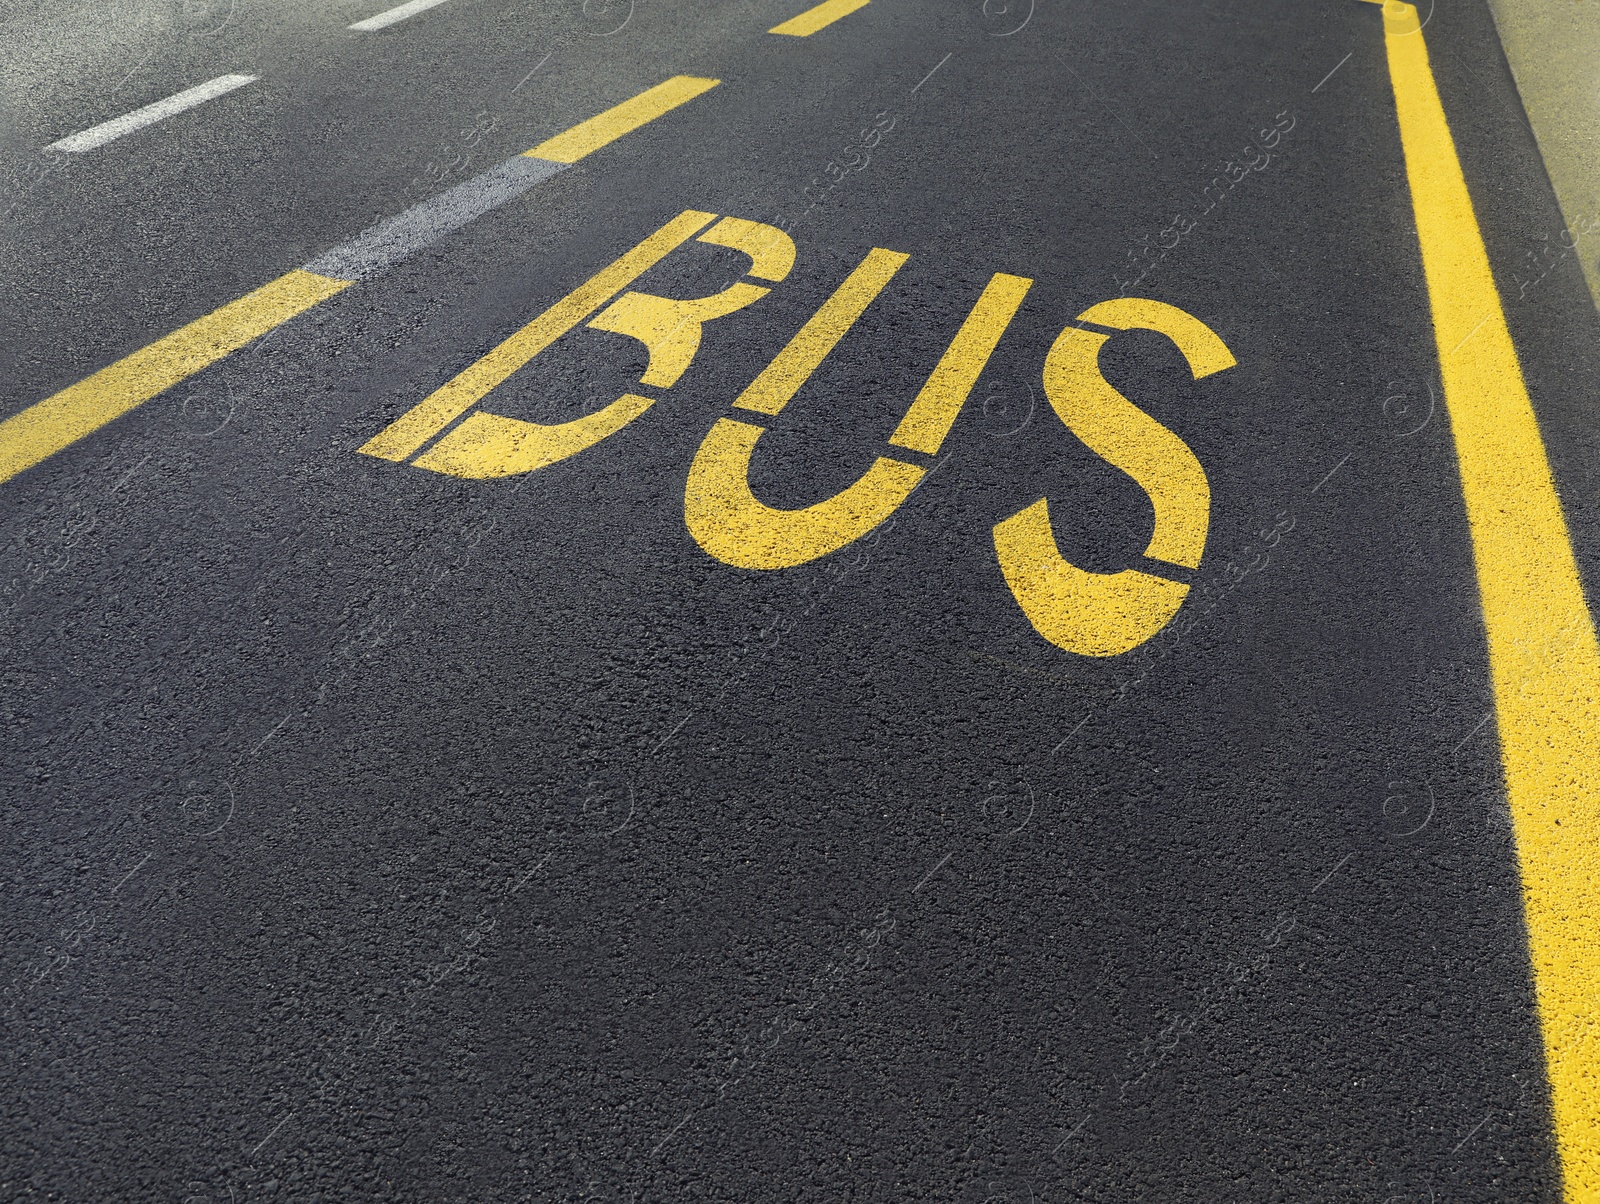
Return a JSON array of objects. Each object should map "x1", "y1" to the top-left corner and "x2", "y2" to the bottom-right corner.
[
  {"x1": 685, "y1": 253, "x2": 1032, "y2": 569},
  {"x1": 357, "y1": 211, "x2": 794, "y2": 477},
  {"x1": 994, "y1": 298, "x2": 1234, "y2": 657}
]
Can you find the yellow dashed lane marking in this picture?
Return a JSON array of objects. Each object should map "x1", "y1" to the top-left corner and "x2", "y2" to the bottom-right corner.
[
  {"x1": 0, "y1": 77, "x2": 722, "y2": 486},
  {"x1": 0, "y1": 270, "x2": 349, "y2": 484},
  {"x1": 525, "y1": 76, "x2": 720, "y2": 163},
  {"x1": 1370, "y1": 2, "x2": 1600, "y2": 1197},
  {"x1": 768, "y1": 0, "x2": 870, "y2": 37}
]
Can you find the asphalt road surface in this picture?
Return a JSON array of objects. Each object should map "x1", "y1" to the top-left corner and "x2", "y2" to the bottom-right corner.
[{"x1": 5, "y1": 0, "x2": 1600, "y2": 1201}]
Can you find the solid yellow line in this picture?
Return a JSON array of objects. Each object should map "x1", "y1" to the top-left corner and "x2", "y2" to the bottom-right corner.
[
  {"x1": 733, "y1": 248, "x2": 908, "y2": 416},
  {"x1": 890, "y1": 272, "x2": 1033, "y2": 455},
  {"x1": 525, "y1": 76, "x2": 720, "y2": 164},
  {"x1": 1374, "y1": 2, "x2": 1600, "y2": 1197},
  {"x1": 358, "y1": 210, "x2": 717, "y2": 462},
  {"x1": 0, "y1": 269, "x2": 350, "y2": 486},
  {"x1": 769, "y1": 0, "x2": 870, "y2": 36}
]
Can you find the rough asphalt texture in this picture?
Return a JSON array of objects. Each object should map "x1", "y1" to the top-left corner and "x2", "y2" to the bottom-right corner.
[{"x1": 5, "y1": 0, "x2": 1600, "y2": 1199}]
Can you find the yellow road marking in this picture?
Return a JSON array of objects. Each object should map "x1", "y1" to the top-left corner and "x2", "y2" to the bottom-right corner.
[
  {"x1": 525, "y1": 76, "x2": 721, "y2": 163},
  {"x1": 1054, "y1": 297, "x2": 1232, "y2": 571},
  {"x1": 993, "y1": 298, "x2": 1231, "y2": 657},
  {"x1": 993, "y1": 500, "x2": 1192, "y2": 657},
  {"x1": 889, "y1": 273, "x2": 1032, "y2": 456},
  {"x1": 390, "y1": 216, "x2": 797, "y2": 479},
  {"x1": 0, "y1": 270, "x2": 349, "y2": 486},
  {"x1": 685, "y1": 417, "x2": 923, "y2": 568},
  {"x1": 359, "y1": 210, "x2": 717, "y2": 463},
  {"x1": 688, "y1": 244, "x2": 926, "y2": 568},
  {"x1": 412, "y1": 394, "x2": 659, "y2": 479},
  {"x1": 1370, "y1": 3, "x2": 1600, "y2": 1195},
  {"x1": 697, "y1": 216, "x2": 797, "y2": 282},
  {"x1": 733, "y1": 248, "x2": 908, "y2": 416},
  {"x1": 0, "y1": 78, "x2": 723, "y2": 487},
  {"x1": 768, "y1": 0, "x2": 870, "y2": 36},
  {"x1": 589, "y1": 281, "x2": 773, "y2": 388}
]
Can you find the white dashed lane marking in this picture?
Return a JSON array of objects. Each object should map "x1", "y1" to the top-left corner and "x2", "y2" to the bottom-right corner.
[
  {"x1": 349, "y1": 0, "x2": 453, "y2": 31},
  {"x1": 47, "y1": 74, "x2": 258, "y2": 153},
  {"x1": 303, "y1": 157, "x2": 568, "y2": 281}
]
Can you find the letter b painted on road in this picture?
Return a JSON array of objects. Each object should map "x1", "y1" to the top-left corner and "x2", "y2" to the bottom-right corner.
[{"x1": 358, "y1": 211, "x2": 794, "y2": 478}]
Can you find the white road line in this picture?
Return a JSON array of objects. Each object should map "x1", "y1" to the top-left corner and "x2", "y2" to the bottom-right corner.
[
  {"x1": 302, "y1": 155, "x2": 567, "y2": 281},
  {"x1": 350, "y1": 0, "x2": 451, "y2": 31},
  {"x1": 48, "y1": 74, "x2": 257, "y2": 153}
]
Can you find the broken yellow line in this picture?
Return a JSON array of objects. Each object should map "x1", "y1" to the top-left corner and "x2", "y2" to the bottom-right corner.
[
  {"x1": 769, "y1": 0, "x2": 870, "y2": 37},
  {"x1": 0, "y1": 76, "x2": 722, "y2": 487},
  {"x1": 0, "y1": 270, "x2": 349, "y2": 485}
]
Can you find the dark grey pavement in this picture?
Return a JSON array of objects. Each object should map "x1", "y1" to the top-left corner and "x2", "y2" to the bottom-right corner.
[{"x1": 5, "y1": 0, "x2": 1600, "y2": 1199}]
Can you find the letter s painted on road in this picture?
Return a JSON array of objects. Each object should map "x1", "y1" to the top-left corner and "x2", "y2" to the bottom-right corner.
[{"x1": 992, "y1": 297, "x2": 1235, "y2": 657}]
